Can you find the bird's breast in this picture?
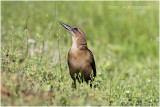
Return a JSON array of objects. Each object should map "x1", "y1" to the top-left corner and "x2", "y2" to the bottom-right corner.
[{"x1": 68, "y1": 47, "x2": 90, "y2": 70}]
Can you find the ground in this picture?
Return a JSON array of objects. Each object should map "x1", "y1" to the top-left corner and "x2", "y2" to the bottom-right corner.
[{"x1": 1, "y1": 1, "x2": 159, "y2": 106}]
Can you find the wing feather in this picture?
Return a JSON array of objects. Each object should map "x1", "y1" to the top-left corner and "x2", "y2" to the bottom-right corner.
[{"x1": 88, "y1": 49, "x2": 96, "y2": 77}]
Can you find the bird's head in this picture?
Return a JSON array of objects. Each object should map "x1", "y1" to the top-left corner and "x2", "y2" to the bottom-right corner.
[{"x1": 59, "y1": 22, "x2": 86, "y2": 43}]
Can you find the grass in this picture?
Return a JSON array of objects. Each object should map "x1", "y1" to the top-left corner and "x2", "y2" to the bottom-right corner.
[{"x1": 1, "y1": 1, "x2": 159, "y2": 106}]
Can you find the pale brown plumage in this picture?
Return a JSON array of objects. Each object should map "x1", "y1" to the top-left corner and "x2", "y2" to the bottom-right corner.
[{"x1": 60, "y1": 22, "x2": 96, "y2": 88}]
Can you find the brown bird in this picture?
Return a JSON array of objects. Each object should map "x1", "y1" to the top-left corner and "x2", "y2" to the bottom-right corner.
[{"x1": 60, "y1": 22, "x2": 96, "y2": 88}]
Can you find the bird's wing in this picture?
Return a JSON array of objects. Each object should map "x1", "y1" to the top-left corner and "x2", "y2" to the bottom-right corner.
[{"x1": 88, "y1": 49, "x2": 96, "y2": 77}]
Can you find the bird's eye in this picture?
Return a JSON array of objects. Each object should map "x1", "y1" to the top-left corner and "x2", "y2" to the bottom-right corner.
[{"x1": 74, "y1": 28, "x2": 78, "y2": 31}]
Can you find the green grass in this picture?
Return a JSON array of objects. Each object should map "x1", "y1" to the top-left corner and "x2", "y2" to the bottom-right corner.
[{"x1": 1, "y1": 1, "x2": 159, "y2": 106}]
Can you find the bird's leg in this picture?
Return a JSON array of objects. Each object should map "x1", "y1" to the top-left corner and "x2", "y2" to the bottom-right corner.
[
  {"x1": 89, "y1": 72, "x2": 95, "y2": 88},
  {"x1": 73, "y1": 79, "x2": 76, "y2": 89},
  {"x1": 72, "y1": 74, "x2": 77, "y2": 89},
  {"x1": 71, "y1": 80, "x2": 76, "y2": 89},
  {"x1": 86, "y1": 80, "x2": 92, "y2": 89},
  {"x1": 90, "y1": 83, "x2": 92, "y2": 88}
]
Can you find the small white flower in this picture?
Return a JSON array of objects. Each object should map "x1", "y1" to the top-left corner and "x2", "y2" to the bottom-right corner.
[
  {"x1": 147, "y1": 79, "x2": 151, "y2": 82},
  {"x1": 126, "y1": 90, "x2": 130, "y2": 93},
  {"x1": 86, "y1": 104, "x2": 91, "y2": 107},
  {"x1": 150, "y1": 99, "x2": 152, "y2": 102},
  {"x1": 28, "y1": 39, "x2": 35, "y2": 43},
  {"x1": 156, "y1": 37, "x2": 160, "y2": 41},
  {"x1": 98, "y1": 72, "x2": 101, "y2": 75}
]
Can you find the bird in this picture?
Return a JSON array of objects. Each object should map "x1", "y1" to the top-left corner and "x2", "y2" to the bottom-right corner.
[{"x1": 59, "y1": 22, "x2": 96, "y2": 88}]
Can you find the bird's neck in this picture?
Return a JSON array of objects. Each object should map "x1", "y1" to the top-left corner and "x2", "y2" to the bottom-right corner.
[{"x1": 71, "y1": 38, "x2": 87, "y2": 50}]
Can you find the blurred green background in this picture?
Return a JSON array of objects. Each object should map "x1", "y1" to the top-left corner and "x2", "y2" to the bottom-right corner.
[{"x1": 1, "y1": 1, "x2": 159, "y2": 106}]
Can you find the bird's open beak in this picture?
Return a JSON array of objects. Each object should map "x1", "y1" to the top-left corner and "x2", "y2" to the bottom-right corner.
[{"x1": 59, "y1": 22, "x2": 71, "y2": 31}]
